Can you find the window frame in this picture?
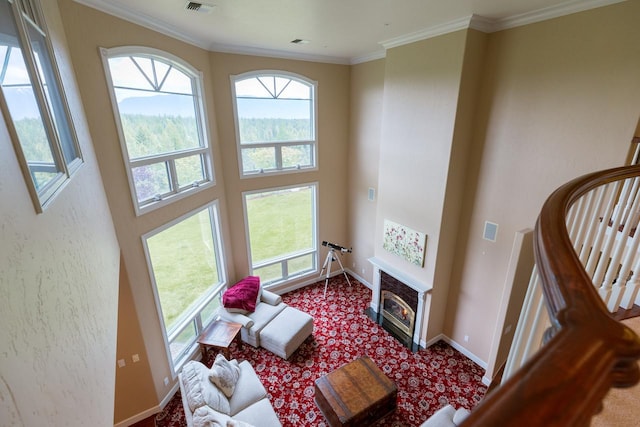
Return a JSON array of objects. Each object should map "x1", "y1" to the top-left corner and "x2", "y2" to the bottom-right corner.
[
  {"x1": 100, "y1": 45, "x2": 215, "y2": 216},
  {"x1": 230, "y1": 70, "x2": 318, "y2": 178},
  {"x1": 142, "y1": 200, "x2": 227, "y2": 375},
  {"x1": 242, "y1": 182, "x2": 319, "y2": 287},
  {"x1": 0, "y1": 0, "x2": 83, "y2": 212}
]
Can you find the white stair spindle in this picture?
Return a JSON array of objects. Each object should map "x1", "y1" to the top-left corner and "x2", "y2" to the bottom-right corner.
[
  {"x1": 502, "y1": 267, "x2": 550, "y2": 383},
  {"x1": 578, "y1": 186, "x2": 607, "y2": 266},
  {"x1": 585, "y1": 182, "x2": 620, "y2": 280},
  {"x1": 608, "y1": 177, "x2": 640, "y2": 311},
  {"x1": 594, "y1": 180, "x2": 633, "y2": 304}
]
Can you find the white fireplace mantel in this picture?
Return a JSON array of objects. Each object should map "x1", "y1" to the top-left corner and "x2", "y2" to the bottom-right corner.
[
  {"x1": 368, "y1": 257, "x2": 432, "y2": 349},
  {"x1": 368, "y1": 257, "x2": 431, "y2": 293}
]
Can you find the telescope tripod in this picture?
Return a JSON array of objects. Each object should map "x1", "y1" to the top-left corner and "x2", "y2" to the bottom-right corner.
[{"x1": 320, "y1": 247, "x2": 352, "y2": 298}]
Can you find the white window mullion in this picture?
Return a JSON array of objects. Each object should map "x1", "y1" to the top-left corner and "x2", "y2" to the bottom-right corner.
[
  {"x1": 275, "y1": 144, "x2": 283, "y2": 170},
  {"x1": 167, "y1": 159, "x2": 179, "y2": 194}
]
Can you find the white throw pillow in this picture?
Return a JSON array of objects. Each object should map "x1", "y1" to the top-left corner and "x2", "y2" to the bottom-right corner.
[
  {"x1": 192, "y1": 406, "x2": 225, "y2": 427},
  {"x1": 182, "y1": 361, "x2": 231, "y2": 414},
  {"x1": 209, "y1": 354, "x2": 241, "y2": 397}
]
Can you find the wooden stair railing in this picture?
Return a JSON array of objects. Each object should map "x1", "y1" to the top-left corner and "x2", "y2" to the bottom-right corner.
[{"x1": 461, "y1": 165, "x2": 640, "y2": 426}]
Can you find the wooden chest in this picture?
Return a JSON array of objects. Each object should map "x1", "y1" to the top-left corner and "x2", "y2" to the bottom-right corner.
[{"x1": 314, "y1": 356, "x2": 397, "y2": 427}]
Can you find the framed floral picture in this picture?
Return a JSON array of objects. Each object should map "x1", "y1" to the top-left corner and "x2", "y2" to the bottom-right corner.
[{"x1": 383, "y1": 219, "x2": 427, "y2": 267}]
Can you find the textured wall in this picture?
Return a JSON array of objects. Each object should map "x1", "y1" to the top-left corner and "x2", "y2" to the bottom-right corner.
[
  {"x1": 0, "y1": 1, "x2": 120, "y2": 425},
  {"x1": 57, "y1": 0, "x2": 230, "y2": 403}
]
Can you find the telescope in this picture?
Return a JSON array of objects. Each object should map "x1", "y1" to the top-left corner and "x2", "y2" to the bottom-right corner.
[
  {"x1": 320, "y1": 240, "x2": 353, "y2": 297},
  {"x1": 322, "y1": 240, "x2": 352, "y2": 253}
]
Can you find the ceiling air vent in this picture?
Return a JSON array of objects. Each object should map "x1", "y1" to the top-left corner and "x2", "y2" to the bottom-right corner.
[{"x1": 184, "y1": 2, "x2": 215, "y2": 14}]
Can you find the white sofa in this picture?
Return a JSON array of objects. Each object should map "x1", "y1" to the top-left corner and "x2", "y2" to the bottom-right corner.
[
  {"x1": 218, "y1": 288, "x2": 313, "y2": 359},
  {"x1": 420, "y1": 404, "x2": 470, "y2": 427},
  {"x1": 179, "y1": 359, "x2": 281, "y2": 427}
]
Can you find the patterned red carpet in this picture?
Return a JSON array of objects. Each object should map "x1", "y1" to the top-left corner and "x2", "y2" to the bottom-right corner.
[{"x1": 156, "y1": 276, "x2": 487, "y2": 427}]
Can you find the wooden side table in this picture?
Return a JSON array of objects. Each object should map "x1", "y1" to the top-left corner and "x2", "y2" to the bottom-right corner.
[{"x1": 197, "y1": 319, "x2": 243, "y2": 360}]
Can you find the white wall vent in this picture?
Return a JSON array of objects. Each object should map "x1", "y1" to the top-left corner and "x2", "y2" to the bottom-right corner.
[{"x1": 185, "y1": 2, "x2": 215, "y2": 14}]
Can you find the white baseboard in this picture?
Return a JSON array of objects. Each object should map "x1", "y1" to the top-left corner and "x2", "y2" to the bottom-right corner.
[
  {"x1": 269, "y1": 268, "x2": 371, "y2": 296},
  {"x1": 481, "y1": 374, "x2": 492, "y2": 386},
  {"x1": 113, "y1": 382, "x2": 180, "y2": 427},
  {"x1": 438, "y1": 335, "x2": 488, "y2": 371},
  {"x1": 424, "y1": 333, "x2": 488, "y2": 385},
  {"x1": 160, "y1": 381, "x2": 180, "y2": 408},
  {"x1": 344, "y1": 268, "x2": 372, "y2": 290},
  {"x1": 424, "y1": 333, "x2": 445, "y2": 349},
  {"x1": 269, "y1": 274, "x2": 326, "y2": 294},
  {"x1": 114, "y1": 405, "x2": 160, "y2": 427}
]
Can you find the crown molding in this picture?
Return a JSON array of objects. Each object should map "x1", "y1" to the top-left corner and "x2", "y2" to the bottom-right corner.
[
  {"x1": 376, "y1": 0, "x2": 626, "y2": 60},
  {"x1": 208, "y1": 42, "x2": 350, "y2": 65},
  {"x1": 74, "y1": 0, "x2": 628, "y2": 65},
  {"x1": 380, "y1": 16, "x2": 473, "y2": 50},
  {"x1": 490, "y1": 0, "x2": 627, "y2": 32},
  {"x1": 351, "y1": 50, "x2": 387, "y2": 66},
  {"x1": 468, "y1": 14, "x2": 497, "y2": 33},
  {"x1": 73, "y1": 0, "x2": 210, "y2": 50},
  {"x1": 74, "y1": 0, "x2": 349, "y2": 64}
]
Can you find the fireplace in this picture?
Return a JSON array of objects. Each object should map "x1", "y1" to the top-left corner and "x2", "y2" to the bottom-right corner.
[
  {"x1": 378, "y1": 270, "x2": 419, "y2": 349},
  {"x1": 381, "y1": 290, "x2": 415, "y2": 337},
  {"x1": 368, "y1": 257, "x2": 430, "y2": 352}
]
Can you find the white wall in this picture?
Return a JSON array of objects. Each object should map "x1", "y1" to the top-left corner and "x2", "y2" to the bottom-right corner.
[
  {"x1": 445, "y1": 1, "x2": 640, "y2": 363},
  {"x1": 348, "y1": 59, "x2": 386, "y2": 281},
  {"x1": 0, "y1": 1, "x2": 120, "y2": 425},
  {"x1": 374, "y1": 30, "x2": 467, "y2": 344}
]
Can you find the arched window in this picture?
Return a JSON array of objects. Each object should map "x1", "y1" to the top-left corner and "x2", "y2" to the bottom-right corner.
[
  {"x1": 231, "y1": 71, "x2": 317, "y2": 177},
  {"x1": 101, "y1": 46, "x2": 214, "y2": 215}
]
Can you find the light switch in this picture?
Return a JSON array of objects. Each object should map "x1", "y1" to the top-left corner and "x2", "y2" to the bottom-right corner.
[{"x1": 117, "y1": 359, "x2": 125, "y2": 368}]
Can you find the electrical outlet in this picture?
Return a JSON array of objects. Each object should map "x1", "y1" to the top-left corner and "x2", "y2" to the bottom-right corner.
[
  {"x1": 464, "y1": 335, "x2": 469, "y2": 342},
  {"x1": 132, "y1": 354, "x2": 140, "y2": 363},
  {"x1": 164, "y1": 377, "x2": 169, "y2": 386},
  {"x1": 117, "y1": 359, "x2": 125, "y2": 368}
]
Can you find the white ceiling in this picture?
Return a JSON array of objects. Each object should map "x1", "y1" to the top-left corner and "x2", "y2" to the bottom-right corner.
[{"x1": 74, "y1": 0, "x2": 623, "y2": 64}]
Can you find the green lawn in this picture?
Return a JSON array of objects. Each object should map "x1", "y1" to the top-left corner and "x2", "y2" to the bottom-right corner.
[
  {"x1": 245, "y1": 186, "x2": 313, "y2": 262},
  {"x1": 147, "y1": 186, "x2": 314, "y2": 332},
  {"x1": 147, "y1": 208, "x2": 218, "y2": 331}
]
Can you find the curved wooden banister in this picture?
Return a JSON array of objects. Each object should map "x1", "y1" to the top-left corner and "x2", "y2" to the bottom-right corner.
[{"x1": 461, "y1": 165, "x2": 640, "y2": 426}]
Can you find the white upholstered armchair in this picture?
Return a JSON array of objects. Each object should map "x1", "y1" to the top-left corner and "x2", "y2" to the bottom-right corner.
[{"x1": 217, "y1": 277, "x2": 314, "y2": 359}]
